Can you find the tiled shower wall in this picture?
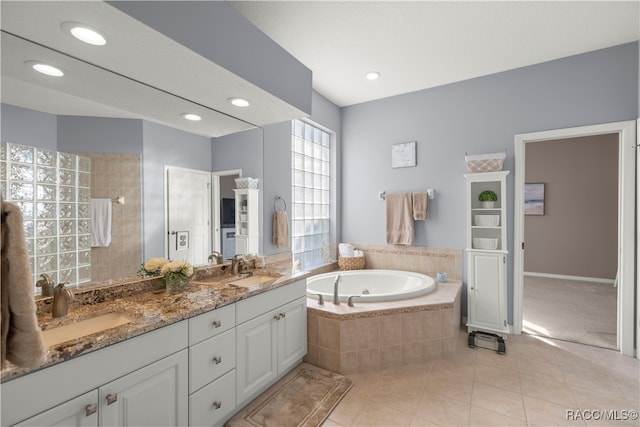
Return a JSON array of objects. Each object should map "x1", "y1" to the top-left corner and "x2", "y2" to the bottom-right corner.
[{"x1": 86, "y1": 153, "x2": 142, "y2": 282}]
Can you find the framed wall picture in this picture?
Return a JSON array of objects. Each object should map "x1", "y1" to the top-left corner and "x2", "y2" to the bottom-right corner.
[
  {"x1": 524, "y1": 183, "x2": 545, "y2": 215},
  {"x1": 392, "y1": 141, "x2": 416, "y2": 168}
]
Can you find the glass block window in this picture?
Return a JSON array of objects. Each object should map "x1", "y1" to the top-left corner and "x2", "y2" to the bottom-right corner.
[
  {"x1": 1, "y1": 142, "x2": 91, "y2": 289},
  {"x1": 291, "y1": 120, "x2": 332, "y2": 270}
]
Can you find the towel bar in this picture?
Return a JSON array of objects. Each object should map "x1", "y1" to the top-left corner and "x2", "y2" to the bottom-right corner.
[{"x1": 379, "y1": 189, "x2": 435, "y2": 200}]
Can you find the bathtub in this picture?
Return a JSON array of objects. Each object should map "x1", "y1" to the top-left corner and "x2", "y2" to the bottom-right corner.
[{"x1": 306, "y1": 269, "x2": 436, "y2": 303}]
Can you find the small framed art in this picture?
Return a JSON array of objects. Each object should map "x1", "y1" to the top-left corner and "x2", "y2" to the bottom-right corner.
[{"x1": 391, "y1": 141, "x2": 416, "y2": 168}]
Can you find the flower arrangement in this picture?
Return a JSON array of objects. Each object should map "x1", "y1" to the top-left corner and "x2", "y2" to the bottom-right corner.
[
  {"x1": 161, "y1": 260, "x2": 194, "y2": 292},
  {"x1": 161, "y1": 260, "x2": 194, "y2": 282},
  {"x1": 138, "y1": 257, "x2": 170, "y2": 277}
]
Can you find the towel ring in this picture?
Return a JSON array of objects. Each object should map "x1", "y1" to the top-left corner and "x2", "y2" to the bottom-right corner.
[{"x1": 274, "y1": 196, "x2": 287, "y2": 212}]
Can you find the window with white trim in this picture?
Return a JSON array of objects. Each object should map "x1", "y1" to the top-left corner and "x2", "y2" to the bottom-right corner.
[{"x1": 291, "y1": 119, "x2": 331, "y2": 270}]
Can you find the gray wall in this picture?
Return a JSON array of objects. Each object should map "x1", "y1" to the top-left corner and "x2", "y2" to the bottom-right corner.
[
  {"x1": 261, "y1": 91, "x2": 342, "y2": 256},
  {"x1": 341, "y1": 42, "x2": 639, "y2": 323},
  {"x1": 109, "y1": 1, "x2": 311, "y2": 115},
  {"x1": 57, "y1": 116, "x2": 143, "y2": 154},
  {"x1": 142, "y1": 120, "x2": 212, "y2": 259},
  {"x1": 524, "y1": 134, "x2": 618, "y2": 280},
  {"x1": 212, "y1": 90, "x2": 342, "y2": 257},
  {"x1": 1, "y1": 104, "x2": 57, "y2": 150}
]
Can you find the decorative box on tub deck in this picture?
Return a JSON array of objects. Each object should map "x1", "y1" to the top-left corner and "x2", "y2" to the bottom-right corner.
[
  {"x1": 338, "y1": 255, "x2": 365, "y2": 270},
  {"x1": 465, "y1": 152, "x2": 505, "y2": 173}
]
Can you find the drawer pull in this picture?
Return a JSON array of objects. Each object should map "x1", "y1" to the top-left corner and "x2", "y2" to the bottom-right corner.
[
  {"x1": 212, "y1": 355, "x2": 222, "y2": 364},
  {"x1": 212, "y1": 401, "x2": 222, "y2": 410},
  {"x1": 212, "y1": 320, "x2": 222, "y2": 328},
  {"x1": 280, "y1": 312, "x2": 286, "y2": 319},
  {"x1": 106, "y1": 393, "x2": 118, "y2": 405},
  {"x1": 273, "y1": 314, "x2": 281, "y2": 320},
  {"x1": 85, "y1": 403, "x2": 97, "y2": 417}
]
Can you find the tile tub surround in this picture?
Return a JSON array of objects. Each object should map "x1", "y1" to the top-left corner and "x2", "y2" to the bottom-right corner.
[
  {"x1": 347, "y1": 244, "x2": 462, "y2": 281},
  {"x1": 305, "y1": 281, "x2": 462, "y2": 375}
]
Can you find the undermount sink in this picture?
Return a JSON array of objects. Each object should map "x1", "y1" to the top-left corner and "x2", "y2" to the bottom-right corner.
[
  {"x1": 41, "y1": 312, "x2": 136, "y2": 347},
  {"x1": 228, "y1": 275, "x2": 278, "y2": 288}
]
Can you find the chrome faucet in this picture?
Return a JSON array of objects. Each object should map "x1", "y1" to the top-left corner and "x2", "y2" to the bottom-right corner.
[
  {"x1": 333, "y1": 274, "x2": 342, "y2": 305},
  {"x1": 36, "y1": 273, "x2": 54, "y2": 297},
  {"x1": 52, "y1": 283, "x2": 74, "y2": 318},
  {"x1": 208, "y1": 251, "x2": 223, "y2": 264},
  {"x1": 231, "y1": 254, "x2": 246, "y2": 275}
]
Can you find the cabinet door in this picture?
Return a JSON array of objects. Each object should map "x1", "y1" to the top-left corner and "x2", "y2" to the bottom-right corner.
[
  {"x1": 467, "y1": 252, "x2": 507, "y2": 333},
  {"x1": 276, "y1": 297, "x2": 307, "y2": 373},
  {"x1": 235, "y1": 311, "x2": 277, "y2": 405},
  {"x1": 99, "y1": 350, "x2": 188, "y2": 427},
  {"x1": 14, "y1": 390, "x2": 98, "y2": 427}
]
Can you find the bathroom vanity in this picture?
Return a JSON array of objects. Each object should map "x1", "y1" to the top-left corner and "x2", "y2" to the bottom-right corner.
[{"x1": 0, "y1": 268, "x2": 310, "y2": 427}]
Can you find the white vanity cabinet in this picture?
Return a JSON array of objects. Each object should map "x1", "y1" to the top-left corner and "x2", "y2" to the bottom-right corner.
[
  {"x1": 235, "y1": 280, "x2": 307, "y2": 406},
  {"x1": 234, "y1": 189, "x2": 259, "y2": 255},
  {"x1": 99, "y1": 350, "x2": 188, "y2": 426},
  {"x1": 2, "y1": 322, "x2": 189, "y2": 427},
  {"x1": 14, "y1": 391, "x2": 99, "y2": 427},
  {"x1": 188, "y1": 304, "x2": 237, "y2": 427},
  {"x1": 465, "y1": 171, "x2": 509, "y2": 335}
]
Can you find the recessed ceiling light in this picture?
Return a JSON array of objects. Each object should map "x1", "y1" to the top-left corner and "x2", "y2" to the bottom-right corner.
[
  {"x1": 228, "y1": 97, "x2": 250, "y2": 107},
  {"x1": 366, "y1": 71, "x2": 381, "y2": 80},
  {"x1": 28, "y1": 62, "x2": 64, "y2": 77},
  {"x1": 182, "y1": 113, "x2": 202, "y2": 121},
  {"x1": 63, "y1": 22, "x2": 107, "y2": 46}
]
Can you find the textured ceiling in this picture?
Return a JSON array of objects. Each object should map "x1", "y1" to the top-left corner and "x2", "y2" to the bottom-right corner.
[{"x1": 230, "y1": 1, "x2": 640, "y2": 107}]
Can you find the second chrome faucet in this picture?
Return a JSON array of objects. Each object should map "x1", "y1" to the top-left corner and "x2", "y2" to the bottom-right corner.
[{"x1": 333, "y1": 274, "x2": 341, "y2": 305}]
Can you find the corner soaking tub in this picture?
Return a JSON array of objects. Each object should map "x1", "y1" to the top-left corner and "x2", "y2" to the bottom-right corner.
[{"x1": 306, "y1": 269, "x2": 436, "y2": 303}]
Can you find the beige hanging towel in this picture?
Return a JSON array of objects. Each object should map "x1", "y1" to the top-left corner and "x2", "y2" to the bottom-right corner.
[
  {"x1": 386, "y1": 192, "x2": 414, "y2": 245},
  {"x1": 272, "y1": 210, "x2": 290, "y2": 248},
  {"x1": 412, "y1": 192, "x2": 429, "y2": 220},
  {"x1": 1, "y1": 201, "x2": 47, "y2": 368}
]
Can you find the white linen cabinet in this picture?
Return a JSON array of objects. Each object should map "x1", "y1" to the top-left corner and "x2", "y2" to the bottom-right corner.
[
  {"x1": 234, "y1": 189, "x2": 259, "y2": 255},
  {"x1": 465, "y1": 171, "x2": 509, "y2": 335}
]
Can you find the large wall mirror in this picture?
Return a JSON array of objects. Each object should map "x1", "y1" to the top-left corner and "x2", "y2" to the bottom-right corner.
[{"x1": 0, "y1": 1, "x2": 285, "y2": 293}]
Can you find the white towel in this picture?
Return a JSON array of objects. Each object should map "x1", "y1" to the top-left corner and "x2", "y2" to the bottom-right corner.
[{"x1": 91, "y1": 198, "x2": 112, "y2": 247}]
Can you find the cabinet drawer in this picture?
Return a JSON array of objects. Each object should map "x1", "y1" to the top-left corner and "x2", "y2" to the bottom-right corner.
[
  {"x1": 189, "y1": 329, "x2": 236, "y2": 394},
  {"x1": 189, "y1": 369, "x2": 236, "y2": 427},
  {"x1": 189, "y1": 304, "x2": 235, "y2": 345},
  {"x1": 236, "y1": 280, "x2": 305, "y2": 324}
]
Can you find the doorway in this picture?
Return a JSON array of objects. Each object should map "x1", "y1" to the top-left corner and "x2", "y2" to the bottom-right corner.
[
  {"x1": 521, "y1": 134, "x2": 618, "y2": 349},
  {"x1": 514, "y1": 121, "x2": 637, "y2": 357},
  {"x1": 211, "y1": 169, "x2": 241, "y2": 260},
  {"x1": 165, "y1": 166, "x2": 211, "y2": 266}
]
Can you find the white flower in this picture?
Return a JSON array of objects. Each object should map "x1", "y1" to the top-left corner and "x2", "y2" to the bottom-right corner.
[
  {"x1": 144, "y1": 257, "x2": 169, "y2": 273},
  {"x1": 161, "y1": 260, "x2": 194, "y2": 279}
]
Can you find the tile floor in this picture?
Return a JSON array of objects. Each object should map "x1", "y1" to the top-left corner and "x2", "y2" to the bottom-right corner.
[{"x1": 322, "y1": 327, "x2": 639, "y2": 426}]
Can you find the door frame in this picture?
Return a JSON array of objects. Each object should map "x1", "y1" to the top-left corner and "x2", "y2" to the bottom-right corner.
[
  {"x1": 164, "y1": 165, "x2": 212, "y2": 264},
  {"x1": 211, "y1": 169, "x2": 242, "y2": 255},
  {"x1": 513, "y1": 120, "x2": 636, "y2": 357}
]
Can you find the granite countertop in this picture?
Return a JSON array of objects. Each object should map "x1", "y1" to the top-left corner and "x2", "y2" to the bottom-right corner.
[{"x1": 1, "y1": 261, "x2": 337, "y2": 382}]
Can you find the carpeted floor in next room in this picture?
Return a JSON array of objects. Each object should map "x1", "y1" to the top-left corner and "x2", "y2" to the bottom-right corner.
[{"x1": 522, "y1": 276, "x2": 617, "y2": 349}]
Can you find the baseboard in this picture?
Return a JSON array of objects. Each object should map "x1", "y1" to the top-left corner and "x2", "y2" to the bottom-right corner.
[{"x1": 524, "y1": 271, "x2": 615, "y2": 285}]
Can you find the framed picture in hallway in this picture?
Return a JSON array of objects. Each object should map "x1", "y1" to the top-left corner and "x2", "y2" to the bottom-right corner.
[{"x1": 524, "y1": 183, "x2": 545, "y2": 215}]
